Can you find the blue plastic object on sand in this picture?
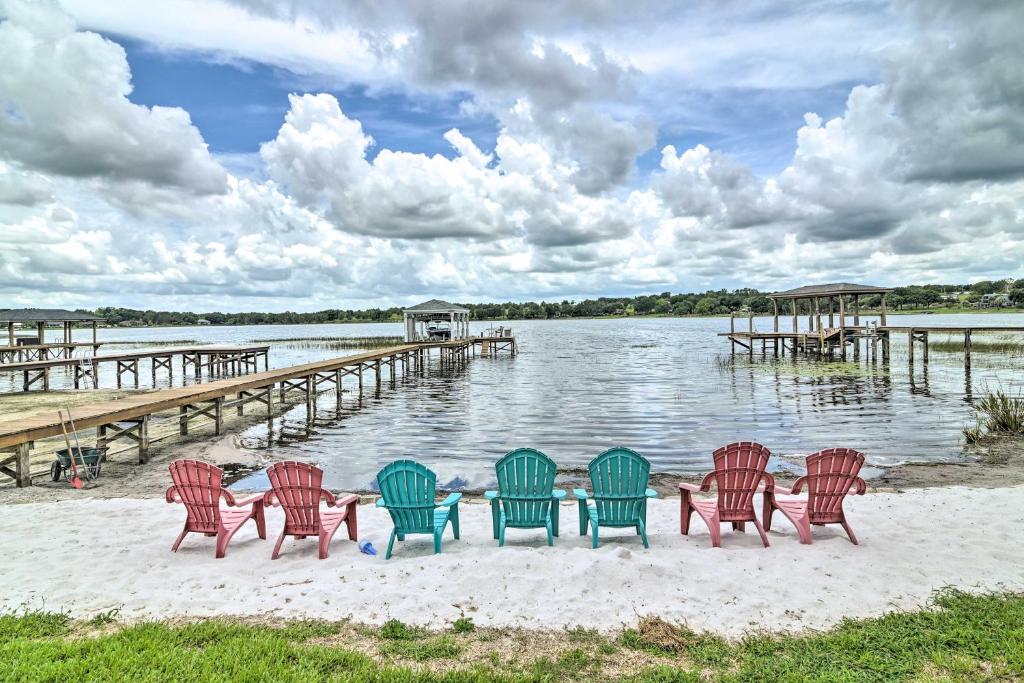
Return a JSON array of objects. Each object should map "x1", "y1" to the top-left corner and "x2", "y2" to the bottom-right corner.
[{"x1": 359, "y1": 541, "x2": 377, "y2": 556}]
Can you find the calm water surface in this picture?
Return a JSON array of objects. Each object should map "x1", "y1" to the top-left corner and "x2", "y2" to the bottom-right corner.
[{"x1": 5, "y1": 314, "x2": 1023, "y2": 490}]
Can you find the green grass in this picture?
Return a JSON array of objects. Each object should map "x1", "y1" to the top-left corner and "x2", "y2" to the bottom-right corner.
[
  {"x1": 2, "y1": 591, "x2": 1022, "y2": 681},
  {"x1": 931, "y1": 338, "x2": 1024, "y2": 355},
  {"x1": 254, "y1": 335, "x2": 404, "y2": 351},
  {"x1": 964, "y1": 389, "x2": 1024, "y2": 442}
]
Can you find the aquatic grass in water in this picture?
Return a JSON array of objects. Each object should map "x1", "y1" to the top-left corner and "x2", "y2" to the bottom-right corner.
[
  {"x1": 254, "y1": 336, "x2": 404, "y2": 351},
  {"x1": 931, "y1": 336, "x2": 1024, "y2": 355},
  {"x1": 963, "y1": 389, "x2": 1024, "y2": 443},
  {"x1": 102, "y1": 339, "x2": 199, "y2": 347}
]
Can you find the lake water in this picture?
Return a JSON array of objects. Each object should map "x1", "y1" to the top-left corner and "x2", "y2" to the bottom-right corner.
[{"x1": 4, "y1": 314, "x2": 1023, "y2": 490}]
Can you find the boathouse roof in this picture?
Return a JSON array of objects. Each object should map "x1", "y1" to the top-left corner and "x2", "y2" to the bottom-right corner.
[
  {"x1": 403, "y1": 299, "x2": 469, "y2": 313},
  {"x1": 768, "y1": 283, "x2": 894, "y2": 299},
  {"x1": 0, "y1": 308, "x2": 103, "y2": 323}
]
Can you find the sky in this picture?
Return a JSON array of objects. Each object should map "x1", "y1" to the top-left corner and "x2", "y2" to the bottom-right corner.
[{"x1": 0, "y1": 0, "x2": 1022, "y2": 312}]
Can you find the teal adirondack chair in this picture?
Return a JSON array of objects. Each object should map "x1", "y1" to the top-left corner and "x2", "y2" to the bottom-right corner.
[
  {"x1": 484, "y1": 448, "x2": 566, "y2": 546},
  {"x1": 573, "y1": 447, "x2": 657, "y2": 548},
  {"x1": 375, "y1": 460, "x2": 462, "y2": 560}
]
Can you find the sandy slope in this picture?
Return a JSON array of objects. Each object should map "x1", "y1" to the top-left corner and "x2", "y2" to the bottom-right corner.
[{"x1": 2, "y1": 487, "x2": 1022, "y2": 637}]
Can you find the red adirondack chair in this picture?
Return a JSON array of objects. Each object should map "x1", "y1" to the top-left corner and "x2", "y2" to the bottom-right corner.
[
  {"x1": 165, "y1": 459, "x2": 266, "y2": 558},
  {"x1": 764, "y1": 448, "x2": 867, "y2": 544},
  {"x1": 263, "y1": 461, "x2": 358, "y2": 559},
  {"x1": 679, "y1": 442, "x2": 774, "y2": 547}
]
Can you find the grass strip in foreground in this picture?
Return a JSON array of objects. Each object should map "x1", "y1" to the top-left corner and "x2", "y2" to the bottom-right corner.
[{"x1": 1, "y1": 590, "x2": 1021, "y2": 682}]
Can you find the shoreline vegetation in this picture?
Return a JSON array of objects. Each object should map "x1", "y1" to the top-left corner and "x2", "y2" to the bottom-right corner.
[
  {"x1": 2, "y1": 590, "x2": 1022, "y2": 681},
  {"x1": 47, "y1": 278, "x2": 1024, "y2": 328}
]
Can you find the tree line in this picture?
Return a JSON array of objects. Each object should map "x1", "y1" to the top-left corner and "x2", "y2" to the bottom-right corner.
[{"x1": 90, "y1": 279, "x2": 1024, "y2": 326}]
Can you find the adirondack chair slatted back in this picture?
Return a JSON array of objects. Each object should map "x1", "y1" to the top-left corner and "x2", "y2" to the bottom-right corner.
[
  {"x1": 495, "y1": 448, "x2": 556, "y2": 525},
  {"x1": 589, "y1": 447, "x2": 650, "y2": 523},
  {"x1": 711, "y1": 442, "x2": 771, "y2": 521},
  {"x1": 804, "y1": 448, "x2": 865, "y2": 523},
  {"x1": 169, "y1": 459, "x2": 224, "y2": 533},
  {"x1": 376, "y1": 460, "x2": 437, "y2": 533},
  {"x1": 266, "y1": 461, "x2": 325, "y2": 534}
]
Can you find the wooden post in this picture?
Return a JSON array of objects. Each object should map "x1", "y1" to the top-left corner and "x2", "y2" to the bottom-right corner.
[
  {"x1": 964, "y1": 329, "x2": 972, "y2": 370},
  {"x1": 838, "y1": 296, "x2": 846, "y2": 358},
  {"x1": 828, "y1": 297, "x2": 834, "y2": 329},
  {"x1": 853, "y1": 294, "x2": 860, "y2": 327},
  {"x1": 908, "y1": 329, "x2": 914, "y2": 368},
  {"x1": 791, "y1": 299, "x2": 797, "y2": 333},
  {"x1": 213, "y1": 397, "x2": 224, "y2": 435},
  {"x1": 92, "y1": 320, "x2": 97, "y2": 345},
  {"x1": 772, "y1": 299, "x2": 778, "y2": 332},
  {"x1": 179, "y1": 406, "x2": 189, "y2": 435},
  {"x1": 814, "y1": 297, "x2": 821, "y2": 334},
  {"x1": 375, "y1": 360, "x2": 381, "y2": 390},
  {"x1": 922, "y1": 331, "x2": 929, "y2": 363},
  {"x1": 879, "y1": 293, "x2": 887, "y2": 327},
  {"x1": 37, "y1": 321, "x2": 45, "y2": 345},
  {"x1": 138, "y1": 415, "x2": 150, "y2": 464}
]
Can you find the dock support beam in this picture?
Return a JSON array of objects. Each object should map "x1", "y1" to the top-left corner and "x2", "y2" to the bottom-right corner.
[{"x1": 0, "y1": 443, "x2": 32, "y2": 487}]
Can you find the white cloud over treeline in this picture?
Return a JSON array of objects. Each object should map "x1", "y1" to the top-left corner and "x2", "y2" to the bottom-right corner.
[{"x1": 1, "y1": 0, "x2": 1022, "y2": 311}]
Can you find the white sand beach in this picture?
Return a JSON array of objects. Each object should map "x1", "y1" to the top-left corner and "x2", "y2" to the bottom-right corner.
[{"x1": 2, "y1": 486, "x2": 1022, "y2": 637}]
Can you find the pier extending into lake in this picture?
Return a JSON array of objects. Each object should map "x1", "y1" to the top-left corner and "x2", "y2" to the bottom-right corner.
[
  {"x1": 0, "y1": 336, "x2": 514, "y2": 487},
  {"x1": 0, "y1": 345, "x2": 271, "y2": 392}
]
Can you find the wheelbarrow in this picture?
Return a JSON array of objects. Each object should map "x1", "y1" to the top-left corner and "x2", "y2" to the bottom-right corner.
[{"x1": 51, "y1": 446, "x2": 108, "y2": 482}]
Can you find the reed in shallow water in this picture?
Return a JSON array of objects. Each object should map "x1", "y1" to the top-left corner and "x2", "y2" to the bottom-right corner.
[
  {"x1": 964, "y1": 389, "x2": 1024, "y2": 443},
  {"x1": 931, "y1": 337, "x2": 1024, "y2": 355},
  {"x1": 254, "y1": 336, "x2": 404, "y2": 350}
]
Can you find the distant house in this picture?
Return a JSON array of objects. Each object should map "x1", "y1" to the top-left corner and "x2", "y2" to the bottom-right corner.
[
  {"x1": 196, "y1": 318, "x2": 211, "y2": 326},
  {"x1": 978, "y1": 293, "x2": 1011, "y2": 308}
]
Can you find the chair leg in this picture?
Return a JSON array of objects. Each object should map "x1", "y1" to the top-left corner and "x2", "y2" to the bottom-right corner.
[
  {"x1": 318, "y1": 531, "x2": 331, "y2": 560},
  {"x1": 840, "y1": 517, "x2": 859, "y2": 545},
  {"x1": 752, "y1": 517, "x2": 770, "y2": 548},
  {"x1": 679, "y1": 493, "x2": 690, "y2": 534},
  {"x1": 171, "y1": 525, "x2": 189, "y2": 552},
  {"x1": 763, "y1": 496, "x2": 775, "y2": 532},
  {"x1": 434, "y1": 530, "x2": 442, "y2": 554},
  {"x1": 490, "y1": 499, "x2": 500, "y2": 540},
  {"x1": 638, "y1": 519, "x2": 649, "y2": 549},
  {"x1": 545, "y1": 520, "x2": 553, "y2": 547},
  {"x1": 498, "y1": 518, "x2": 506, "y2": 547},
  {"x1": 578, "y1": 500, "x2": 588, "y2": 536},
  {"x1": 591, "y1": 520, "x2": 599, "y2": 549},
  {"x1": 254, "y1": 505, "x2": 267, "y2": 539},
  {"x1": 551, "y1": 501, "x2": 560, "y2": 537},
  {"x1": 271, "y1": 529, "x2": 287, "y2": 560},
  {"x1": 385, "y1": 528, "x2": 398, "y2": 560},
  {"x1": 450, "y1": 504, "x2": 460, "y2": 539},
  {"x1": 345, "y1": 501, "x2": 358, "y2": 541}
]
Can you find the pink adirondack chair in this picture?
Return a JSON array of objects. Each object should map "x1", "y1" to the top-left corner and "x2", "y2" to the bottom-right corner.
[
  {"x1": 764, "y1": 448, "x2": 867, "y2": 544},
  {"x1": 679, "y1": 442, "x2": 774, "y2": 547},
  {"x1": 165, "y1": 459, "x2": 266, "y2": 558},
  {"x1": 263, "y1": 461, "x2": 358, "y2": 559}
]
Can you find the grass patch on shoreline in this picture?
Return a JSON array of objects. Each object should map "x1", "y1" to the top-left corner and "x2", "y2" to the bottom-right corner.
[
  {"x1": 931, "y1": 338, "x2": 1024, "y2": 355},
  {"x1": 3, "y1": 590, "x2": 1023, "y2": 681}
]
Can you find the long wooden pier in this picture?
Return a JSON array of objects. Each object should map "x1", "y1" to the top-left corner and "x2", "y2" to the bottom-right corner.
[
  {"x1": 0, "y1": 336, "x2": 514, "y2": 487},
  {"x1": 0, "y1": 345, "x2": 270, "y2": 392}
]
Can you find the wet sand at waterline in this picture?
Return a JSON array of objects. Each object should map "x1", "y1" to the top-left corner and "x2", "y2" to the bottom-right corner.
[{"x1": 2, "y1": 487, "x2": 1022, "y2": 637}]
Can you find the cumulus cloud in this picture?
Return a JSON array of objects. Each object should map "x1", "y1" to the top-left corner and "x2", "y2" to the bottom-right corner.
[
  {"x1": 0, "y1": 0, "x2": 227, "y2": 194},
  {"x1": 2, "y1": 0, "x2": 1023, "y2": 310}
]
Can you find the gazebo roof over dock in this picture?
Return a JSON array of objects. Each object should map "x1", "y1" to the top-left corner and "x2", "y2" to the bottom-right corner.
[
  {"x1": 0, "y1": 308, "x2": 103, "y2": 323},
  {"x1": 768, "y1": 283, "x2": 893, "y2": 300},
  {"x1": 402, "y1": 299, "x2": 469, "y2": 314}
]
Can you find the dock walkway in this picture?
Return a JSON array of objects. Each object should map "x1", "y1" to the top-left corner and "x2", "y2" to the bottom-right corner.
[
  {"x1": 0, "y1": 345, "x2": 270, "y2": 391},
  {"x1": 0, "y1": 337, "x2": 514, "y2": 487}
]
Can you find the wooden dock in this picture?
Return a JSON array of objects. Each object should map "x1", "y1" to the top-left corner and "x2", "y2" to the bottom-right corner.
[
  {"x1": 0, "y1": 336, "x2": 514, "y2": 487},
  {"x1": 0, "y1": 342, "x2": 104, "y2": 363},
  {"x1": 0, "y1": 345, "x2": 270, "y2": 392}
]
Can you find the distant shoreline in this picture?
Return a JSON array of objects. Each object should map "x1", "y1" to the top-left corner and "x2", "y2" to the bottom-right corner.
[{"x1": 87, "y1": 307, "x2": 1024, "y2": 329}]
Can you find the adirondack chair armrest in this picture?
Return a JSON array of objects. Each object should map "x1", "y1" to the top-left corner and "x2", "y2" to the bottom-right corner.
[
  {"x1": 853, "y1": 477, "x2": 867, "y2": 495},
  {"x1": 331, "y1": 493, "x2": 359, "y2": 508},
  {"x1": 573, "y1": 488, "x2": 588, "y2": 501},
  {"x1": 165, "y1": 486, "x2": 181, "y2": 504},
  {"x1": 680, "y1": 473, "x2": 715, "y2": 493},
  {"x1": 319, "y1": 489, "x2": 338, "y2": 506},
  {"x1": 787, "y1": 476, "x2": 809, "y2": 495},
  {"x1": 262, "y1": 490, "x2": 280, "y2": 507},
  {"x1": 759, "y1": 472, "x2": 777, "y2": 491},
  {"x1": 439, "y1": 492, "x2": 462, "y2": 507},
  {"x1": 552, "y1": 489, "x2": 567, "y2": 500},
  {"x1": 227, "y1": 492, "x2": 263, "y2": 508},
  {"x1": 645, "y1": 488, "x2": 658, "y2": 498},
  {"x1": 483, "y1": 490, "x2": 498, "y2": 501}
]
